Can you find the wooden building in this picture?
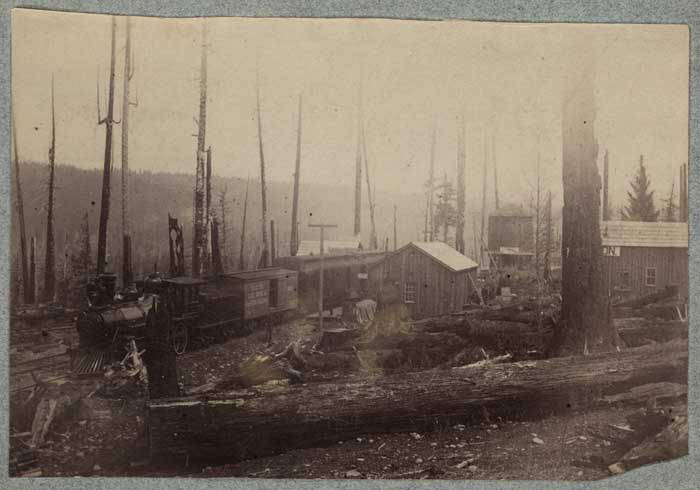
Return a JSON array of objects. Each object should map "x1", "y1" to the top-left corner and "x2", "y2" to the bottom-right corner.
[
  {"x1": 274, "y1": 251, "x2": 385, "y2": 312},
  {"x1": 368, "y1": 241, "x2": 478, "y2": 320},
  {"x1": 488, "y1": 205, "x2": 534, "y2": 271},
  {"x1": 601, "y1": 221, "x2": 688, "y2": 302},
  {"x1": 296, "y1": 238, "x2": 362, "y2": 256}
]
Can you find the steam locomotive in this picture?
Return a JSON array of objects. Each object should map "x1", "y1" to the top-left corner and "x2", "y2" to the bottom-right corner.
[{"x1": 76, "y1": 267, "x2": 299, "y2": 356}]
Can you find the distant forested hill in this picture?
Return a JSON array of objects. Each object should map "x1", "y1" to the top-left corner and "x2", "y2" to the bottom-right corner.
[{"x1": 10, "y1": 161, "x2": 426, "y2": 284}]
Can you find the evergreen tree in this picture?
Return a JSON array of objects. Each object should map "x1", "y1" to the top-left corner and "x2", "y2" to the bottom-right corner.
[
  {"x1": 433, "y1": 180, "x2": 457, "y2": 243},
  {"x1": 661, "y1": 180, "x2": 678, "y2": 222},
  {"x1": 622, "y1": 155, "x2": 659, "y2": 222}
]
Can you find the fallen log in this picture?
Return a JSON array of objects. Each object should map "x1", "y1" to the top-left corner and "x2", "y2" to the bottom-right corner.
[
  {"x1": 148, "y1": 339, "x2": 687, "y2": 463},
  {"x1": 614, "y1": 319, "x2": 687, "y2": 347},
  {"x1": 613, "y1": 286, "x2": 678, "y2": 309},
  {"x1": 609, "y1": 414, "x2": 688, "y2": 475}
]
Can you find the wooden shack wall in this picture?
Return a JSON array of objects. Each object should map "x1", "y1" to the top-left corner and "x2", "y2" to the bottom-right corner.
[
  {"x1": 603, "y1": 246, "x2": 688, "y2": 301},
  {"x1": 369, "y1": 245, "x2": 474, "y2": 320},
  {"x1": 488, "y1": 215, "x2": 534, "y2": 253}
]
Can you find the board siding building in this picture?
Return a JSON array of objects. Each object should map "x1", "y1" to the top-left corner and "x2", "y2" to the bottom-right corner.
[
  {"x1": 369, "y1": 241, "x2": 478, "y2": 320},
  {"x1": 601, "y1": 221, "x2": 688, "y2": 302},
  {"x1": 488, "y1": 205, "x2": 535, "y2": 271}
]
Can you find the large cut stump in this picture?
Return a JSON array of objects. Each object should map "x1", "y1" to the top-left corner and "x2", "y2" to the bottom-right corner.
[{"x1": 148, "y1": 339, "x2": 687, "y2": 463}]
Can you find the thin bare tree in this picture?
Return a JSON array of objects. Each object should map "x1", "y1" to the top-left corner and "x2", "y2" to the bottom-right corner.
[{"x1": 96, "y1": 16, "x2": 120, "y2": 275}]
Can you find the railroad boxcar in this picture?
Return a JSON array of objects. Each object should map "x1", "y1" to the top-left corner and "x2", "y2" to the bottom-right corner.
[{"x1": 275, "y1": 251, "x2": 385, "y2": 313}]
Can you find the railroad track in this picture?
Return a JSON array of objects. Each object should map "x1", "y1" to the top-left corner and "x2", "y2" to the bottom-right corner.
[{"x1": 10, "y1": 346, "x2": 111, "y2": 393}]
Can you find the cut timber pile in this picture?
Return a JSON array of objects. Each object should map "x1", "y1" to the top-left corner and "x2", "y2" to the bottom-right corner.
[{"x1": 148, "y1": 339, "x2": 687, "y2": 463}]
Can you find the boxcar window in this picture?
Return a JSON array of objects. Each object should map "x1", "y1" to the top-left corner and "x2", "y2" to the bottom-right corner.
[
  {"x1": 404, "y1": 282, "x2": 416, "y2": 304},
  {"x1": 645, "y1": 268, "x2": 657, "y2": 287},
  {"x1": 269, "y1": 280, "x2": 279, "y2": 307}
]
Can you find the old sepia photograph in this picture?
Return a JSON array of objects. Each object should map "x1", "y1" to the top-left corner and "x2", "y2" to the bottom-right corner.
[{"x1": 8, "y1": 8, "x2": 689, "y2": 480}]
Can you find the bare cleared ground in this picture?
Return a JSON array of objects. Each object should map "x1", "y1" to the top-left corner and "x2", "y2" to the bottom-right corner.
[{"x1": 9, "y1": 315, "x2": 687, "y2": 480}]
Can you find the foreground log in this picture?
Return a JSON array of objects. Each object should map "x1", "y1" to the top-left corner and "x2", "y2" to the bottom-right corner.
[
  {"x1": 613, "y1": 285, "x2": 679, "y2": 309},
  {"x1": 148, "y1": 339, "x2": 687, "y2": 463},
  {"x1": 609, "y1": 414, "x2": 688, "y2": 475},
  {"x1": 614, "y1": 319, "x2": 688, "y2": 347}
]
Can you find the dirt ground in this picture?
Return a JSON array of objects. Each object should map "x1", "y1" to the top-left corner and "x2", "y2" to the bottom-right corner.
[{"x1": 9, "y1": 316, "x2": 686, "y2": 480}]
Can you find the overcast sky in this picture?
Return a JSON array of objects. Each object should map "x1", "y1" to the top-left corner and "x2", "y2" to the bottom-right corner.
[{"x1": 12, "y1": 10, "x2": 688, "y2": 213}]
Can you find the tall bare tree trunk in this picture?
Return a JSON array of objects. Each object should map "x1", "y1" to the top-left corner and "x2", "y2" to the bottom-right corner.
[
  {"x1": 239, "y1": 177, "x2": 250, "y2": 271},
  {"x1": 428, "y1": 126, "x2": 436, "y2": 241},
  {"x1": 480, "y1": 139, "x2": 488, "y2": 266},
  {"x1": 29, "y1": 236, "x2": 36, "y2": 304},
  {"x1": 204, "y1": 146, "x2": 212, "y2": 273},
  {"x1": 679, "y1": 163, "x2": 687, "y2": 222},
  {"x1": 43, "y1": 76, "x2": 57, "y2": 303},
  {"x1": 211, "y1": 217, "x2": 222, "y2": 276},
  {"x1": 443, "y1": 172, "x2": 449, "y2": 243},
  {"x1": 455, "y1": 114, "x2": 466, "y2": 254},
  {"x1": 362, "y1": 124, "x2": 378, "y2": 250},
  {"x1": 290, "y1": 94, "x2": 302, "y2": 256},
  {"x1": 121, "y1": 16, "x2": 135, "y2": 287},
  {"x1": 256, "y1": 66, "x2": 270, "y2": 268},
  {"x1": 96, "y1": 16, "x2": 118, "y2": 275},
  {"x1": 270, "y1": 220, "x2": 276, "y2": 263},
  {"x1": 534, "y1": 151, "x2": 541, "y2": 279},
  {"x1": 602, "y1": 149, "x2": 611, "y2": 221},
  {"x1": 219, "y1": 189, "x2": 228, "y2": 269},
  {"x1": 354, "y1": 90, "x2": 362, "y2": 238},
  {"x1": 544, "y1": 190, "x2": 552, "y2": 282},
  {"x1": 423, "y1": 195, "x2": 429, "y2": 241},
  {"x1": 12, "y1": 112, "x2": 30, "y2": 304},
  {"x1": 549, "y1": 39, "x2": 614, "y2": 357},
  {"x1": 193, "y1": 19, "x2": 208, "y2": 277},
  {"x1": 393, "y1": 205, "x2": 397, "y2": 251},
  {"x1": 492, "y1": 134, "x2": 499, "y2": 210}
]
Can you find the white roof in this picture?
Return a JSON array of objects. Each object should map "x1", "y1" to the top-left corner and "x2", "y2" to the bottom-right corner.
[
  {"x1": 409, "y1": 241, "x2": 479, "y2": 272},
  {"x1": 601, "y1": 221, "x2": 688, "y2": 248},
  {"x1": 297, "y1": 238, "x2": 362, "y2": 256}
]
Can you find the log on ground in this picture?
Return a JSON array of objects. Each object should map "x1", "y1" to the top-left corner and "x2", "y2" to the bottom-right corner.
[{"x1": 148, "y1": 339, "x2": 687, "y2": 463}]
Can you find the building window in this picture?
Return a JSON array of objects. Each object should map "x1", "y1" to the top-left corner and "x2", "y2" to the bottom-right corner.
[
  {"x1": 645, "y1": 268, "x2": 657, "y2": 287},
  {"x1": 621, "y1": 270, "x2": 630, "y2": 289},
  {"x1": 404, "y1": 282, "x2": 416, "y2": 304}
]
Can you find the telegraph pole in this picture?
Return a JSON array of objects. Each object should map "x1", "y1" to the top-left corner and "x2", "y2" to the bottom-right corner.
[{"x1": 309, "y1": 223, "x2": 337, "y2": 332}]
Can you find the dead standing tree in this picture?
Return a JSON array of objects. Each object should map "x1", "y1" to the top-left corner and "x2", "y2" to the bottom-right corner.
[
  {"x1": 543, "y1": 190, "x2": 553, "y2": 282},
  {"x1": 480, "y1": 137, "x2": 488, "y2": 265},
  {"x1": 455, "y1": 114, "x2": 466, "y2": 254},
  {"x1": 192, "y1": 20, "x2": 208, "y2": 277},
  {"x1": 239, "y1": 176, "x2": 250, "y2": 271},
  {"x1": 679, "y1": 163, "x2": 688, "y2": 222},
  {"x1": 492, "y1": 134, "x2": 500, "y2": 210},
  {"x1": 361, "y1": 121, "x2": 378, "y2": 250},
  {"x1": 218, "y1": 188, "x2": 229, "y2": 269},
  {"x1": 205, "y1": 146, "x2": 213, "y2": 269},
  {"x1": 12, "y1": 112, "x2": 31, "y2": 304},
  {"x1": 427, "y1": 126, "x2": 436, "y2": 241},
  {"x1": 354, "y1": 90, "x2": 363, "y2": 239},
  {"x1": 29, "y1": 237, "x2": 37, "y2": 303},
  {"x1": 602, "y1": 148, "x2": 611, "y2": 220},
  {"x1": 256, "y1": 65, "x2": 271, "y2": 268},
  {"x1": 290, "y1": 94, "x2": 303, "y2": 256},
  {"x1": 549, "y1": 40, "x2": 615, "y2": 356},
  {"x1": 121, "y1": 16, "x2": 137, "y2": 287},
  {"x1": 96, "y1": 16, "x2": 120, "y2": 275},
  {"x1": 43, "y1": 76, "x2": 57, "y2": 303}
]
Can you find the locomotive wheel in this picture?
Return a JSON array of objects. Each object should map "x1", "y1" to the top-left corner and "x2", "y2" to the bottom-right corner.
[{"x1": 170, "y1": 321, "x2": 189, "y2": 355}]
